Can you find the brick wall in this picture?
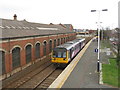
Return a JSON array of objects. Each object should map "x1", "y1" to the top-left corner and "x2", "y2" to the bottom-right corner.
[{"x1": 0, "y1": 33, "x2": 76, "y2": 79}]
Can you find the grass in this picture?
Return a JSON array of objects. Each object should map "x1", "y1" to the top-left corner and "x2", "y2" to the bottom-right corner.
[{"x1": 102, "y1": 58, "x2": 119, "y2": 87}]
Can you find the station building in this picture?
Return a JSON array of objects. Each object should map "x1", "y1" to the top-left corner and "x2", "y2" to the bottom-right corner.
[{"x1": 0, "y1": 15, "x2": 76, "y2": 80}]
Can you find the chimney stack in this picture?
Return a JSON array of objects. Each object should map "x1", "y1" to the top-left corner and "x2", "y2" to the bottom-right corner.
[
  {"x1": 49, "y1": 23, "x2": 53, "y2": 25},
  {"x1": 13, "y1": 14, "x2": 17, "y2": 20}
]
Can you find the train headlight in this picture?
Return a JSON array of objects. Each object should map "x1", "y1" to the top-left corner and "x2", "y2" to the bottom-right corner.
[
  {"x1": 63, "y1": 58, "x2": 66, "y2": 60},
  {"x1": 52, "y1": 58, "x2": 55, "y2": 60}
]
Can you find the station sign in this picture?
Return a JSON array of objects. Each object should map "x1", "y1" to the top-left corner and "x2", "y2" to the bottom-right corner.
[{"x1": 95, "y1": 48, "x2": 98, "y2": 53}]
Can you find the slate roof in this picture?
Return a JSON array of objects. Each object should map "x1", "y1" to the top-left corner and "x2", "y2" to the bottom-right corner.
[{"x1": 0, "y1": 19, "x2": 74, "y2": 39}]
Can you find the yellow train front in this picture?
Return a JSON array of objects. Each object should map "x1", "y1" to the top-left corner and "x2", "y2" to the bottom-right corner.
[
  {"x1": 52, "y1": 48, "x2": 69, "y2": 68},
  {"x1": 51, "y1": 38, "x2": 85, "y2": 68}
]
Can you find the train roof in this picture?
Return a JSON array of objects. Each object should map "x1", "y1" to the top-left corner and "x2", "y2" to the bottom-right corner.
[{"x1": 55, "y1": 38, "x2": 85, "y2": 50}]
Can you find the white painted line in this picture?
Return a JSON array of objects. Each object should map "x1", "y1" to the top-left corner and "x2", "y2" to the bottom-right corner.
[
  {"x1": 48, "y1": 38, "x2": 93, "y2": 88},
  {"x1": 99, "y1": 63, "x2": 103, "y2": 85},
  {"x1": 89, "y1": 72, "x2": 92, "y2": 75}
]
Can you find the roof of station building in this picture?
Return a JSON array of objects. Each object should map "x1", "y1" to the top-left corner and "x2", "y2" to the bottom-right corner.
[{"x1": 0, "y1": 18, "x2": 75, "y2": 39}]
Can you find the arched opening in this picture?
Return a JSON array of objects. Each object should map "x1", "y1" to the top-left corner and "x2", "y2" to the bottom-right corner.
[
  {"x1": 49, "y1": 40, "x2": 52, "y2": 53},
  {"x1": 0, "y1": 51, "x2": 6, "y2": 75},
  {"x1": 43, "y1": 41, "x2": 47, "y2": 56},
  {"x1": 58, "y1": 39, "x2": 60, "y2": 46},
  {"x1": 12, "y1": 47, "x2": 21, "y2": 69},
  {"x1": 61, "y1": 38, "x2": 63, "y2": 44},
  {"x1": 54, "y1": 39, "x2": 56, "y2": 48},
  {"x1": 25, "y1": 45, "x2": 32, "y2": 64},
  {"x1": 64, "y1": 38, "x2": 65, "y2": 43},
  {"x1": 35, "y1": 43, "x2": 40, "y2": 59}
]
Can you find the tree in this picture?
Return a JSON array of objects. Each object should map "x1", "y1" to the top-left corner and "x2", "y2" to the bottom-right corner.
[{"x1": 115, "y1": 28, "x2": 120, "y2": 66}]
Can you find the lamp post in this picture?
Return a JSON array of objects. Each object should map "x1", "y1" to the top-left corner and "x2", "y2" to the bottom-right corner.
[{"x1": 91, "y1": 9, "x2": 108, "y2": 72}]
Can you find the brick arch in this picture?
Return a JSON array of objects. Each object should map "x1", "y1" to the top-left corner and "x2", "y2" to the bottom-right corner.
[
  {"x1": 10, "y1": 45, "x2": 22, "y2": 53},
  {"x1": 42, "y1": 40, "x2": 48, "y2": 45},
  {"x1": 49, "y1": 39, "x2": 52, "y2": 41},
  {"x1": 0, "y1": 48, "x2": 7, "y2": 53},
  {"x1": 35, "y1": 41, "x2": 41, "y2": 46},
  {"x1": 24, "y1": 43, "x2": 33, "y2": 49}
]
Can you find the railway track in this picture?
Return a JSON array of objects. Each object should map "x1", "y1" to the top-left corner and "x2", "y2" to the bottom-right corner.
[
  {"x1": 4, "y1": 62, "x2": 63, "y2": 89},
  {"x1": 35, "y1": 68, "x2": 62, "y2": 89},
  {"x1": 3, "y1": 61, "x2": 52, "y2": 88}
]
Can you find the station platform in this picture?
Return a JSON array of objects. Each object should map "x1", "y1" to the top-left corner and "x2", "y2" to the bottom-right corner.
[{"x1": 49, "y1": 38, "x2": 114, "y2": 89}]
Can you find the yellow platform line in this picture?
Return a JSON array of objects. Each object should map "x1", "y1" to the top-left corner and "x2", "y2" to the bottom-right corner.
[{"x1": 48, "y1": 38, "x2": 93, "y2": 89}]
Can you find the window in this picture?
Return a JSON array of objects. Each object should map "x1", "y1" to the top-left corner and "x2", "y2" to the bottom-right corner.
[
  {"x1": 43, "y1": 41, "x2": 47, "y2": 56},
  {"x1": 68, "y1": 37, "x2": 69, "y2": 41},
  {"x1": 26, "y1": 45, "x2": 32, "y2": 64},
  {"x1": 0, "y1": 51, "x2": 6, "y2": 75},
  {"x1": 54, "y1": 39, "x2": 56, "y2": 48},
  {"x1": 49, "y1": 40, "x2": 52, "y2": 52},
  {"x1": 57, "y1": 39, "x2": 60, "y2": 46},
  {"x1": 35, "y1": 43, "x2": 40, "y2": 59},
  {"x1": 58, "y1": 52, "x2": 62, "y2": 57},
  {"x1": 66, "y1": 37, "x2": 68, "y2": 42},
  {"x1": 63, "y1": 52, "x2": 66, "y2": 58},
  {"x1": 61, "y1": 38, "x2": 63, "y2": 44},
  {"x1": 53, "y1": 51, "x2": 66, "y2": 58},
  {"x1": 12, "y1": 47, "x2": 21, "y2": 69},
  {"x1": 64, "y1": 38, "x2": 65, "y2": 43}
]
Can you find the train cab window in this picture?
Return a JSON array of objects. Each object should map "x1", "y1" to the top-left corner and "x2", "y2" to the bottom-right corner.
[
  {"x1": 58, "y1": 52, "x2": 62, "y2": 57},
  {"x1": 53, "y1": 48, "x2": 66, "y2": 58},
  {"x1": 63, "y1": 52, "x2": 66, "y2": 58}
]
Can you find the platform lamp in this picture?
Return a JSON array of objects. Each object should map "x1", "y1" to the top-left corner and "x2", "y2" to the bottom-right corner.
[{"x1": 91, "y1": 9, "x2": 108, "y2": 72}]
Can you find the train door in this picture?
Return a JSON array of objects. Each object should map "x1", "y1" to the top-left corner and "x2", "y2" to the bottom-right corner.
[
  {"x1": 70, "y1": 47, "x2": 74, "y2": 59},
  {"x1": 79, "y1": 42, "x2": 81, "y2": 50}
]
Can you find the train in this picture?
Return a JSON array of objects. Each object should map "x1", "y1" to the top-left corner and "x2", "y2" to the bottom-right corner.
[{"x1": 51, "y1": 38, "x2": 85, "y2": 68}]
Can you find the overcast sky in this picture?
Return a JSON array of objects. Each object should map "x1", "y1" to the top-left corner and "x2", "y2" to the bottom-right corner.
[{"x1": 0, "y1": 0, "x2": 119, "y2": 29}]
